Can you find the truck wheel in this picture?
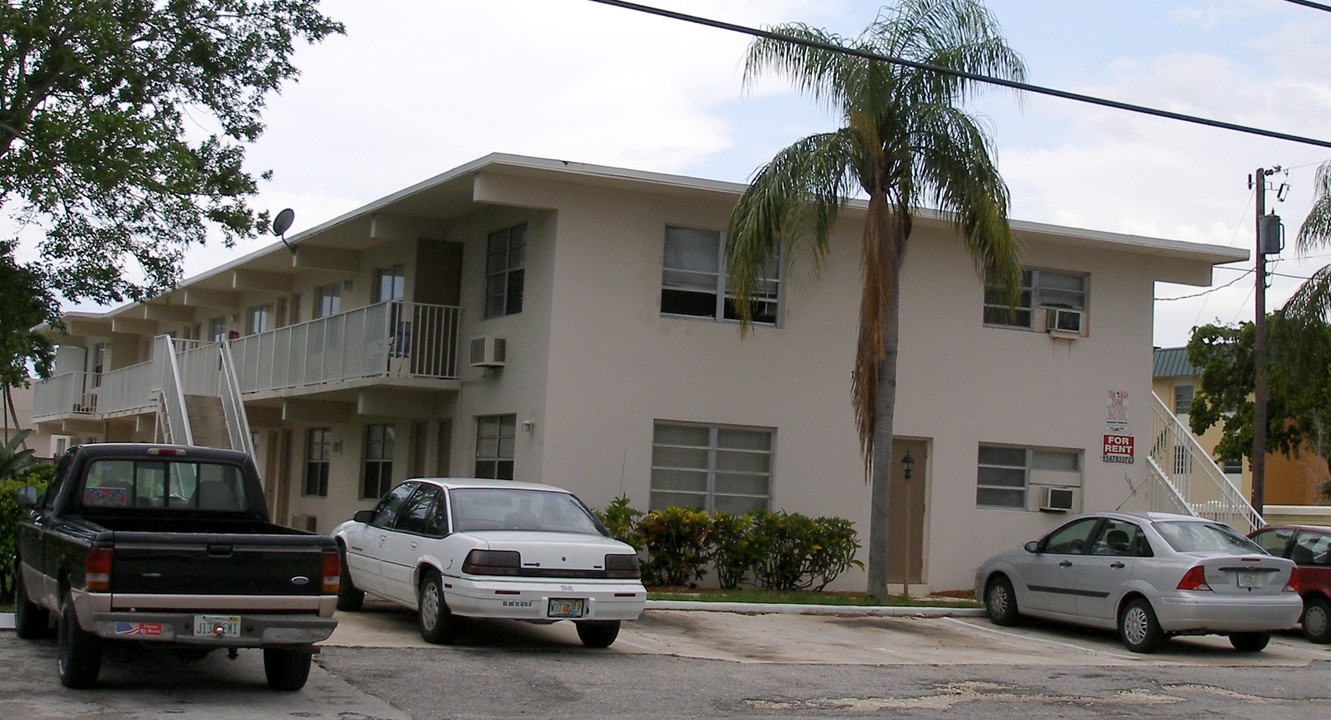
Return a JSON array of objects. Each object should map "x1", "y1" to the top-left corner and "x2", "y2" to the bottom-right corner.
[
  {"x1": 575, "y1": 620, "x2": 621, "y2": 648},
  {"x1": 13, "y1": 562, "x2": 51, "y2": 639},
  {"x1": 336, "y1": 548, "x2": 364, "y2": 612},
  {"x1": 263, "y1": 648, "x2": 312, "y2": 691},
  {"x1": 417, "y1": 570, "x2": 459, "y2": 644},
  {"x1": 57, "y1": 592, "x2": 102, "y2": 689}
]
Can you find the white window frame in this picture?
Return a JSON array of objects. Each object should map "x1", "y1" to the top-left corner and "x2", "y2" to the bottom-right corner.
[
  {"x1": 361, "y1": 423, "x2": 395, "y2": 500},
  {"x1": 375, "y1": 264, "x2": 406, "y2": 303},
  {"x1": 650, "y1": 421, "x2": 774, "y2": 513},
  {"x1": 984, "y1": 268, "x2": 1086, "y2": 330},
  {"x1": 1173, "y1": 384, "x2": 1194, "y2": 415},
  {"x1": 661, "y1": 226, "x2": 781, "y2": 325},
  {"x1": 303, "y1": 427, "x2": 332, "y2": 497},
  {"x1": 246, "y1": 304, "x2": 271, "y2": 335}
]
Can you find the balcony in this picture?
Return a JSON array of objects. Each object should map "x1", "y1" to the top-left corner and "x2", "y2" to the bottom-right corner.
[
  {"x1": 32, "y1": 301, "x2": 462, "y2": 424},
  {"x1": 229, "y1": 300, "x2": 462, "y2": 397}
]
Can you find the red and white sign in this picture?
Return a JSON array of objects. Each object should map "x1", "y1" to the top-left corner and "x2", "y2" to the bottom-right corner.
[{"x1": 1103, "y1": 434, "x2": 1134, "y2": 464}]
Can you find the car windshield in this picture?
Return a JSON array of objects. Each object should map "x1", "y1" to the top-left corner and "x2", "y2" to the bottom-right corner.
[
  {"x1": 1153, "y1": 520, "x2": 1264, "y2": 554},
  {"x1": 449, "y1": 487, "x2": 603, "y2": 535}
]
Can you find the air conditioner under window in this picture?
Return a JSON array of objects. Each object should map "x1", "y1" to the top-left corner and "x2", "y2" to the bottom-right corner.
[
  {"x1": 1040, "y1": 487, "x2": 1076, "y2": 512},
  {"x1": 1044, "y1": 307, "x2": 1083, "y2": 336},
  {"x1": 469, "y1": 336, "x2": 507, "y2": 368}
]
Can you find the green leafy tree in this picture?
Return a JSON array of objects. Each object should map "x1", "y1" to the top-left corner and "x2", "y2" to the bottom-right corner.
[
  {"x1": 0, "y1": 0, "x2": 343, "y2": 372},
  {"x1": 1187, "y1": 317, "x2": 1331, "y2": 501},
  {"x1": 726, "y1": 0, "x2": 1025, "y2": 599}
]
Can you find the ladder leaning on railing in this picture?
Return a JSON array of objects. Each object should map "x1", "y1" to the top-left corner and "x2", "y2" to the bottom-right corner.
[{"x1": 1146, "y1": 392, "x2": 1264, "y2": 533}]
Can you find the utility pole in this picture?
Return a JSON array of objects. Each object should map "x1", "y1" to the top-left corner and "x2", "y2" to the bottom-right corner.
[
  {"x1": 1252, "y1": 167, "x2": 1268, "y2": 518},
  {"x1": 1250, "y1": 166, "x2": 1285, "y2": 518}
]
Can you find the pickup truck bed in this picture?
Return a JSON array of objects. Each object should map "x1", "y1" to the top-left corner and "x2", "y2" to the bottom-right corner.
[{"x1": 13, "y1": 443, "x2": 339, "y2": 691}]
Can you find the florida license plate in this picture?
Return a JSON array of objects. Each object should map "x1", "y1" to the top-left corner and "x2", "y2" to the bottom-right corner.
[
  {"x1": 194, "y1": 615, "x2": 242, "y2": 639},
  {"x1": 1236, "y1": 571, "x2": 1262, "y2": 589},
  {"x1": 547, "y1": 598, "x2": 585, "y2": 618}
]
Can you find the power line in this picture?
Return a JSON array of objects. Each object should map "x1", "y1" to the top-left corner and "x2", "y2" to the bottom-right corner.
[
  {"x1": 1157, "y1": 270, "x2": 1252, "y2": 301},
  {"x1": 585, "y1": 0, "x2": 1331, "y2": 149},
  {"x1": 1281, "y1": 0, "x2": 1331, "y2": 12}
]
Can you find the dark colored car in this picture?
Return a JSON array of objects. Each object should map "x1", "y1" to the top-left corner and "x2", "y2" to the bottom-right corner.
[{"x1": 1249, "y1": 524, "x2": 1331, "y2": 643}]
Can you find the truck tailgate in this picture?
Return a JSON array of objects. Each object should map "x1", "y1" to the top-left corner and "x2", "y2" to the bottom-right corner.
[{"x1": 109, "y1": 532, "x2": 333, "y2": 597}]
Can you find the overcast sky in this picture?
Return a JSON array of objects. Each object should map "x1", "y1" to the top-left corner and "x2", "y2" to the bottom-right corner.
[{"x1": 51, "y1": 0, "x2": 1331, "y2": 348}]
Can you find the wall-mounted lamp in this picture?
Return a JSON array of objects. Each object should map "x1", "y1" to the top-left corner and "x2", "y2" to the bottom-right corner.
[
  {"x1": 332, "y1": 440, "x2": 343, "y2": 454},
  {"x1": 522, "y1": 417, "x2": 535, "y2": 433},
  {"x1": 343, "y1": 278, "x2": 353, "y2": 290},
  {"x1": 901, "y1": 451, "x2": 915, "y2": 480}
]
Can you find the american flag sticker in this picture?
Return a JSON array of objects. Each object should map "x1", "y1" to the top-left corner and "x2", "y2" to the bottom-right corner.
[{"x1": 114, "y1": 622, "x2": 163, "y2": 636}]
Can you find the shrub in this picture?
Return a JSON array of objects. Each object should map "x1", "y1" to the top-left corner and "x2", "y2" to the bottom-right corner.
[
  {"x1": 708, "y1": 512, "x2": 760, "y2": 589},
  {"x1": 638, "y1": 506, "x2": 711, "y2": 587},
  {"x1": 592, "y1": 495, "x2": 644, "y2": 550},
  {"x1": 1, "y1": 469, "x2": 49, "y2": 598},
  {"x1": 749, "y1": 512, "x2": 864, "y2": 591}
]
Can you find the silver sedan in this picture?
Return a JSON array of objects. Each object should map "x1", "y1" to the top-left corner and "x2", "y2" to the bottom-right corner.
[{"x1": 975, "y1": 511, "x2": 1303, "y2": 653}]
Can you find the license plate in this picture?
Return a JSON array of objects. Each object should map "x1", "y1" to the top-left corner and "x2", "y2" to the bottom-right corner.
[
  {"x1": 1236, "y1": 571, "x2": 1262, "y2": 589},
  {"x1": 547, "y1": 598, "x2": 585, "y2": 619},
  {"x1": 194, "y1": 615, "x2": 242, "y2": 639}
]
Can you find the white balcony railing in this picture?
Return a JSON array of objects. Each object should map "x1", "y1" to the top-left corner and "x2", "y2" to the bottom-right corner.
[{"x1": 227, "y1": 300, "x2": 461, "y2": 395}]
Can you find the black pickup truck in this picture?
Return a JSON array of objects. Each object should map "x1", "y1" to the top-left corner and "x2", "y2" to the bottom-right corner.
[{"x1": 12, "y1": 443, "x2": 339, "y2": 690}]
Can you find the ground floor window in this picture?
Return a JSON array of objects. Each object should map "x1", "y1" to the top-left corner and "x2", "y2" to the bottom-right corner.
[
  {"x1": 304, "y1": 428, "x2": 331, "y2": 497},
  {"x1": 361, "y1": 423, "x2": 395, "y2": 499},
  {"x1": 650, "y1": 421, "x2": 773, "y2": 513},
  {"x1": 977, "y1": 444, "x2": 1081, "y2": 510},
  {"x1": 475, "y1": 415, "x2": 515, "y2": 480}
]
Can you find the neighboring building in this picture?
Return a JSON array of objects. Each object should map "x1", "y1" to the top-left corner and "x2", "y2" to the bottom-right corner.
[
  {"x1": 2, "y1": 381, "x2": 59, "y2": 461},
  {"x1": 1153, "y1": 346, "x2": 1328, "y2": 507},
  {"x1": 31, "y1": 154, "x2": 1245, "y2": 592}
]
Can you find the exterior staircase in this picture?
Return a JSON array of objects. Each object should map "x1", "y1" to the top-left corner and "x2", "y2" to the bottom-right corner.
[
  {"x1": 1145, "y1": 392, "x2": 1263, "y2": 533},
  {"x1": 155, "y1": 336, "x2": 254, "y2": 456}
]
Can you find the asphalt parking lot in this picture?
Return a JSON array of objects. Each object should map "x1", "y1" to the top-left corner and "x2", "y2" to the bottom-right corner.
[{"x1": 327, "y1": 599, "x2": 1331, "y2": 667}]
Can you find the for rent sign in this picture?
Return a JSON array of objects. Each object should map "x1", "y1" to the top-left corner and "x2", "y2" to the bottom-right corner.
[{"x1": 1103, "y1": 434, "x2": 1134, "y2": 464}]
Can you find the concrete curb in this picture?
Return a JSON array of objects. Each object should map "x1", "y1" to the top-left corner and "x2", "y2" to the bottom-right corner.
[
  {"x1": 646, "y1": 601, "x2": 985, "y2": 617},
  {"x1": 0, "y1": 613, "x2": 13, "y2": 630}
]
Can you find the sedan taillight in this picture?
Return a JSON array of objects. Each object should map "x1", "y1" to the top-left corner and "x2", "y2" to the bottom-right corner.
[
  {"x1": 1176, "y1": 565, "x2": 1212, "y2": 591},
  {"x1": 462, "y1": 549, "x2": 522, "y2": 576},
  {"x1": 604, "y1": 553, "x2": 640, "y2": 579}
]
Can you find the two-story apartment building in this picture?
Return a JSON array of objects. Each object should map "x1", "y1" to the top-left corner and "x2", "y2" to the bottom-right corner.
[{"x1": 32, "y1": 153, "x2": 1247, "y2": 592}]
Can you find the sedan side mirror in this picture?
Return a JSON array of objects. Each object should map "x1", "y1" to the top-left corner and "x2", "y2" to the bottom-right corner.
[
  {"x1": 353, "y1": 509, "x2": 374, "y2": 524},
  {"x1": 15, "y1": 485, "x2": 39, "y2": 507},
  {"x1": 1024, "y1": 541, "x2": 1040, "y2": 553}
]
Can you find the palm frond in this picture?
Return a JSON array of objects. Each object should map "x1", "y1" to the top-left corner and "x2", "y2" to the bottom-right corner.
[
  {"x1": 1297, "y1": 161, "x2": 1331, "y2": 252},
  {"x1": 1283, "y1": 262, "x2": 1331, "y2": 322}
]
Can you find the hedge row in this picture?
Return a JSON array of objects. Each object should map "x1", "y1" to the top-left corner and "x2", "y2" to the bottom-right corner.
[
  {"x1": 0, "y1": 465, "x2": 53, "y2": 599},
  {"x1": 593, "y1": 497, "x2": 863, "y2": 591}
]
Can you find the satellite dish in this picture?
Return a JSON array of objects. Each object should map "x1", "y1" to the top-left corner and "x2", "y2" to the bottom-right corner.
[
  {"x1": 272, "y1": 208, "x2": 295, "y2": 236},
  {"x1": 271, "y1": 208, "x2": 296, "y2": 255}
]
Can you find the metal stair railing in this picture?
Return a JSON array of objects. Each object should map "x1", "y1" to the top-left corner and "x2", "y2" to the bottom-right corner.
[
  {"x1": 155, "y1": 335, "x2": 194, "y2": 446},
  {"x1": 1149, "y1": 392, "x2": 1264, "y2": 533},
  {"x1": 217, "y1": 339, "x2": 254, "y2": 458}
]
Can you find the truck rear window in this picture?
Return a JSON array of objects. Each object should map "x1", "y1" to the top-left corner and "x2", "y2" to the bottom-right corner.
[{"x1": 82, "y1": 459, "x2": 247, "y2": 511}]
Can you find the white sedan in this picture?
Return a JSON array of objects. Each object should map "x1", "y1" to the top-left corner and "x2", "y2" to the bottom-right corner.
[
  {"x1": 975, "y1": 511, "x2": 1303, "y2": 653},
  {"x1": 331, "y1": 478, "x2": 645, "y2": 647}
]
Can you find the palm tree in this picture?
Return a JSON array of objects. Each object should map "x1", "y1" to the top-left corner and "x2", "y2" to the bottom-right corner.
[
  {"x1": 1284, "y1": 162, "x2": 1331, "y2": 319},
  {"x1": 726, "y1": 0, "x2": 1026, "y2": 600}
]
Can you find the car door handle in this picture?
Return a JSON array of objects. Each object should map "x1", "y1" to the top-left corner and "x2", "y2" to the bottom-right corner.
[
  {"x1": 1110, "y1": 561, "x2": 1125, "y2": 569},
  {"x1": 411, "y1": 542, "x2": 418, "y2": 550},
  {"x1": 1059, "y1": 560, "x2": 1073, "y2": 568}
]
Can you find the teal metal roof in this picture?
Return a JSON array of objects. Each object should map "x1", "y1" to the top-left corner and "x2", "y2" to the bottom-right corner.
[{"x1": 1153, "y1": 347, "x2": 1198, "y2": 378}]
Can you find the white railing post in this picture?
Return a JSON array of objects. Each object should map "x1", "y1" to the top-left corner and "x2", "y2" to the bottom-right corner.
[{"x1": 1149, "y1": 393, "x2": 1264, "y2": 532}]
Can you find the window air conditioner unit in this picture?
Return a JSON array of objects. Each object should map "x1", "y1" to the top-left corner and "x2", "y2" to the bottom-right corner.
[
  {"x1": 1044, "y1": 307, "x2": 1083, "y2": 336},
  {"x1": 1040, "y1": 487, "x2": 1076, "y2": 513},
  {"x1": 469, "y1": 336, "x2": 507, "y2": 368}
]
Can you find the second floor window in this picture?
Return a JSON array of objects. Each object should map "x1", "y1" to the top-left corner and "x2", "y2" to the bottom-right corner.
[
  {"x1": 1173, "y1": 384, "x2": 1194, "y2": 415},
  {"x1": 90, "y1": 342, "x2": 107, "y2": 388},
  {"x1": 661, "y1": 226, "x2": 780, "y2": 324},
  {"x1": 485, "y1": 224, "x2": 526, "y2": 318},
  {"x1": 984, "y1": 269, "x2": 1086, "y2": 331},
  {"x1": 315, "y1": 284, "x2": 341, "y2": 318},
  {"x1": 375, "y1": 264, "x2": 405, "y2": 303},
  {"x1": 246, "y1": 304, "x2": 271, "y2": 335}
]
